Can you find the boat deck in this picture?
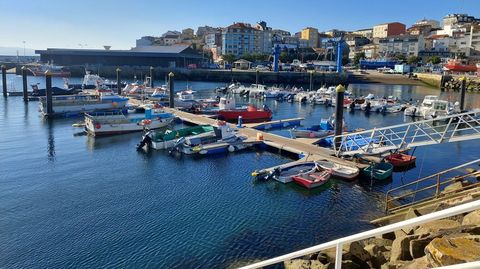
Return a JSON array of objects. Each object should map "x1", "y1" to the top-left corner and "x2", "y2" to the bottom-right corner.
[{"x1": 160, "y1": 106, "x2": 367, "y2": 169}]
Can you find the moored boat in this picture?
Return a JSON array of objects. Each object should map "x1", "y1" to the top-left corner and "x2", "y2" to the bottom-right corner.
[
  {"x1": 385, "y1": 153, "x2": 416, "y2": 168},
  {"x1": 316, "y1": 160, "x2": 359, "y2": 180},
  {"x1": 363, "y1": 162, "x2": 394, "y2": 180},
  {"x1": 292, "y1": 168, "x2": 332, "y2": 189},
  {"x1": 217, "y1": 97, "x2": 272, "y2": 123},
  {"x1": 84, "y1": 109, "x2": 175, "y2": 136},
  {"x1": 253, "y1": 161, "x2": 318, "y2": 183},
  {"x1": 137, "y1": 125, "x2": 215, "y2": 150}
]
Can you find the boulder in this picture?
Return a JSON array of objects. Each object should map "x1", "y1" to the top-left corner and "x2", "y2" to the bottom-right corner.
[
  {"x1": 284, "y1": 259, "x2": 311, "y2": 269},
  {"x1": 442, "y1": 181, "x2": 465, "y2": 194},
  {"x1": 316, "y1": 252, "x2": 329, "y2": 264},
  {"x1": 310, "y1": 260, "x2": 329, "y2": 269},
  {"x1": 401, "y1": 208, "x2": 422, "y2": 235},
  {"x1": 340, "y1": 260, "x2": 362, "y2": 269},
  {"x1": 462, "y1": 210, "x2": 480, "y2": 226},
  {"x1": 390, "y1": 235, "x2": 413, "y2": 262},
  {"x1": 346, "y1": 241, "x2": 371, "y2": 263},
  {"x1": 363, "y1": 237, "x2": 393, "y2": 248},
  {"x1": 401, "y1": 256, "x2": 430, "y2": 269},
  {"x1": 380, "y1": 261, "x2": 407, "y2": 269},
  {"x1": 415, "y1": 219, "x2": 460, "y2": 235},
  {"x1": 364, "y1": 244, "x2": 379, "y2": 257},
  {"x1": 425, "y1": 237, "x2": 480, "y2": 267}
]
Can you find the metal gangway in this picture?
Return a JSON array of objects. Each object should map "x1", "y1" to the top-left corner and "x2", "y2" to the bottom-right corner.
[{"x1": 332, "y1": 111, "x2": 480, "y2": 156}]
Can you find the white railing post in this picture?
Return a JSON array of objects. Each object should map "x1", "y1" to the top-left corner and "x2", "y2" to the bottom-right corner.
[{"x1": 335, "y1": 243, "x2": 343, "y2": 269}]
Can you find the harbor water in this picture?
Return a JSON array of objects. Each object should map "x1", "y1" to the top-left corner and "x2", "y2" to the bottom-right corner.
[{"x1": 1, "y1": 75, "x2": 480, "y2": 268}]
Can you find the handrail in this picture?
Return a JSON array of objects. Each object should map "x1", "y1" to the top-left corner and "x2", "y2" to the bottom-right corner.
[{"x1": 239, "y1": 199, "x2": 480, "y2": 269}]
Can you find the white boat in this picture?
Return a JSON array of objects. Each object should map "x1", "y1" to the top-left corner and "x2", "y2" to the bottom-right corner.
[
  {"x1": 39, "y1": 89, "x2": 128, "y2": 115},
  {"x1": 140, "y1": 125, "x2": 217, "y2": 150},
  {"x1": 248, "y1": 84, "x2": 268, "y2": 98},
  {"x1": 316, "y1": 160, "x2": 359, "y2": 180},
  {"x1": 84, "y1": 109, "x2": 175, "y2": 136},
  {"x1": 404, "y1": 95, "x2": 459, "y2": 118}
]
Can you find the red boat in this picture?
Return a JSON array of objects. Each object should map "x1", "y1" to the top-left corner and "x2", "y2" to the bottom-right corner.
[
  {"x1": 443, "y1": 59, "x2": 477, "y2": 73},
  {"x1": 292, "y1": 169, "x2": 332, "y2": 189},
  {"x1": 217, "y1": 97, "x2": 272, "y2": 123},
  {"x1": 385, "y1": 153, "x2": 416, "y2": 168}
]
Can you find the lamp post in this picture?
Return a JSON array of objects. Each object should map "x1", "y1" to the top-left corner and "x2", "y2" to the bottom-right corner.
[{"x1": 168, "y1": 72, "x2": 175, "y2": 108}]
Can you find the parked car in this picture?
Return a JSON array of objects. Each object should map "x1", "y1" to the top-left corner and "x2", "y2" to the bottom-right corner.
[
  {"x1": 255, "y1": 65, "x2": 269, "y2": 71},
  {"x1": 187, "y1": 64, "x2": 197, "y2": 69}
]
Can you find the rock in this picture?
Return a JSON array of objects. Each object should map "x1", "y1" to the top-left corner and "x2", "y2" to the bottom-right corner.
[
  {"x1": 380, "y1": 232, "x2": 396, "y2": 241},
  {"x1": 364, "y1": 244, "x2": 379, "y2": 257},
  {"x1": 415, "y1": 219, "x2": 460, "y2": 235},
  {"x1": 409, "y1": 237, "x2": 433, "y2": 259},
  {"x1": 465, "y1": 168, "x2": 477, "y2": 173},
  {"x1": 380, "y1": 261, "x2": 407, "y2": 269},
  {"x1": 390, "y1": 236, "x2": 414, "y2": 262},
  {"x1": 284, "y1": 259, "x2": 311, "y2": 269},
  {"x1": 310, "y1": 260, "x2": 329, "y2": 269},
  {"x1": 316, "y1": 252, "x2": 329, "y2": 264},
  {"x1": 394, "y1": 229, "x2": 407, "y2": 240},
  {"x1": 346, "y1": 241, "x2": 371, "y2": 263},
  {"x1": 425, "y1": 237, "x2": 480, "y2": 267},
  {"x1": 402, "y1": 208, "x2": 422, "y2": 235},
  {"x1": 462, "y1": 210, "x2": 480, "y2": 226},
  {"x1": 442, "y1": 181, "x2": 465, "y2": 193},
  {"x1": 401, "y1": 256, "x2": 430, "y2": 269},
  {"x1": 340, "y1": 260, "x2": 362, "y2": 269},
  {"x1": 364, "y1": 237, "x2": 393, "y2": 248}
]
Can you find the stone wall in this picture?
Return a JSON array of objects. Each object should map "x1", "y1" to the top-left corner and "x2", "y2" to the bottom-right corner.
[{"x1": 413, "y1": 73, "x2": 444, "y2": 88}]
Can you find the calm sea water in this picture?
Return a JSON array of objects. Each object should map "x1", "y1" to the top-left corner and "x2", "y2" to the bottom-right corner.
[{"x1": 1, "y1": 75, "x2": 480, "y2": 268}]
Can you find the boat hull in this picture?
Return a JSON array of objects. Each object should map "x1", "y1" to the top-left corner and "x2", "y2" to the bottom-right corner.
[
  {"x1": 316, "y1": 160, "x2": 359, "y2": 180},
  {"x1": 292, "y1": 170, "x2": 331, "y2": 189},
  {"x1": 385, "y1": 153, "x2": 416, "y2": 168},
  {"x1": 218, "y1": 110, "x2": 272, "y2": 123},
  {"x1": 363, "y1": 163, "x2": 394, "y2": 180},
  {"x1": 85, "y1": 117, "x2": 174, "y2": 136}
]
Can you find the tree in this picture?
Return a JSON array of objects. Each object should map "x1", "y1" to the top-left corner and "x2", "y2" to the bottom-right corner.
[
  {"x1": 407, "y1": 56, "x2": 422, "y2": 65},
  {"x1": 394, "y1": 54, "x2": 407, "y2": 62},
  {"x1": 353, "y1": 52, "x2": 366, "y2": 65},
  {"x1": 428, "y1": 56, "x2": 441, "y2": 65},
  {"x1": 222, "y1": 54, "x2": 236, "y2": 64},
  {"x1": 279, "y1": 51, "x2": 289, "y2": 63}
]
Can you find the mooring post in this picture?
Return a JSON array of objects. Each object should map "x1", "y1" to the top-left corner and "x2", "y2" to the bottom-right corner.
[
  {"x1": 334, "y1": 84, "x2": 345, "y2": 148},
  {"x1": 1, "y1": 65, "x2": 7, "y2": 97},
  {"x1": 460, "y1": 76, "x2": 466, "y2": 111},
  {"x1": 116, "y1": 68, "x2": 121, "y2": 95},
  {"x1": 22, "y1": 66, "x2": 28, "y2": 102},
  {"x1": 168, "y1": 72, "x2": 175, "y2": 108},
  {"x1": 45, "y1": 70, "x2": 53, "y2": 116},
  {"x1": 237, "y1": 115, "x2": 243, "y2": 128},
  {"x1": 150, "y1": 66, "x2": 154, "y2": 88},
  {"x1": 256, "y1": 69, "x2": 259, "y2": 85},
  {"x1": 309, "y1": 70, "x2": 314, "y2": 91}
]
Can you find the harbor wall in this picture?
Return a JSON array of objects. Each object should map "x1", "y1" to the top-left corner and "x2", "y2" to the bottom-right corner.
[{"x1": 414, "y1": 73, "x2": 444, "y2": 88}]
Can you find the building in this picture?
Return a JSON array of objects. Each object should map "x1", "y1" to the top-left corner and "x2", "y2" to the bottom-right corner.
[
  {"x1": 443, "y1": 14, "x2": 480, "y2": 27},
  {"x1": 272, "y1": 29, "x2": 291, "y2": 38},
  {"x1": 378, "y1": 35, "x2": 425, "y2": 57},
  {"x1": 162, "y1": 31, "x2": 182, "y2": 46},
  {"x1": 254, "y1": 21, "x2": 273, "y2": 54},
  {"x1": 136, "y1": 36, "x2": 158, "y2": 47},
  {"x1": 196, "y1": 26, "x2": 216, "y2": 39},
  {"x1": 301, "y1": 27, "x2": 319, "y2": 48},
  {"x1": 352, "y1": 28, "x2": 373, "y2": 39},
  {"x1": 373, "y1": 22, "x2": 406, "y2": 39},
  {"x1": 359, "y1": 44, "x2": 379, "y2": 59},
  {"x1": 414, "y1": 19, "x2": 440, "y2": 28},
  {"x1": 345, "y1": 34, "x2": 371, "y2": 59},
  {"x1": 407, "y1": 19, "x2": 439, "y2": 37},
  {"x1": 35, "y1": 45, "x2": 204, "y2": 68},
  {"x1": 468, "y1": 23, "x2": 480, "y2": 58},
  {"x1": 325, "y1": 29, "x2": 346, "y2": 38},
  {"x1": 182, "y1": 28, "x2": 195, "y2": 39},
  {"x1": 221, "y1": 23, "x2": 259, "y2": 57}
]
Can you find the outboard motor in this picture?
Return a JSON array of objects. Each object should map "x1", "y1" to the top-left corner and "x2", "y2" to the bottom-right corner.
[
  {"x1": 365, "y1": 101, "x2": 371, "y2": 112},
  {"x1": 169, "y1": 137, "x2": 186, "y2": 155},
  {"x1": 136, "y1": 132, "x2": 152, "y2": 150},
  {"x1": 349, "y1": 101, "x2": 355, "y2": 110}
]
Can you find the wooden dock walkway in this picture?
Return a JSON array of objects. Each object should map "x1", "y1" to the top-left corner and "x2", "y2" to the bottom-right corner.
[{"x1": 162, "y1": 107, "x2": 366, "y2": 169}]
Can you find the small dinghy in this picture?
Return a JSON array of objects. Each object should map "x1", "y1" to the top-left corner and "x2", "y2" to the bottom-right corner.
[
  {"x1": 363, "y1": 162, "x2": 394, "y2": 180},
  {"x1": 292, "y1": 168, "x2": 332, "y2": 189},
  {"x1": 316, "y1": 160, "x2": 359, "y2": 180},
  {"x1": 385, "y1": 153, "x2": 416, "y2": 168},
  {"x1": 252, "y1": 162, "x2": 318, "y2": 183}
]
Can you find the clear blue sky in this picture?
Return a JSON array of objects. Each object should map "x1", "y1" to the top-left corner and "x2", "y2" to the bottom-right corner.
[{"x1": 0, "y1": 0, "x2": 477, "y2": 51}]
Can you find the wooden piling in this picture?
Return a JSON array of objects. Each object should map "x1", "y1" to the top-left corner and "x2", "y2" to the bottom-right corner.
[
  {"x1": 116, "y1": 68, "x2": 121, "y2": 95},
  {"x1": 45, "y1": 71, "x2": 53, "y2": 116},
  {"x1": 334, "y1": 84, "x2": 345, "y2": 148},
  {"x1": 22, "y1": 66, "x2": 28, "y2": 102},
  {"x1": 150, "y1": 66, "x2": 154, "y2": 88},
  {"x1": 168, "y1": 72, "x2": 174, "y2": 108},
  {"x1": 2, "y1": 65, "x2": 7, "y2": 97},
  {"x1": 460, "y1": 76, "x2": 467, "y2": 111}
]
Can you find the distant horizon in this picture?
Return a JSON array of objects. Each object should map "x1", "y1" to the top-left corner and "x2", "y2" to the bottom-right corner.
[{"x1": 0, "y1": 0, "x2": 477, "y2": 52}]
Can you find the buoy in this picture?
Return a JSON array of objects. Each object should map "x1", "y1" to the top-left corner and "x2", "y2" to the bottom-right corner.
[
  {"x1": 228, "y1": 145, "x2": 235, "y2": 152},
  {"x1": 256, "y1": 132, "x2": 264, "y2": 141},
  {"x1": 95, "y1": 123, "x2": 101, "y2": 129}
]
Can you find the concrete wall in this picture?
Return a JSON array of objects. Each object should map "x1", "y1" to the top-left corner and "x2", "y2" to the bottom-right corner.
[{"x1": 414, "y1": 73, "x2": 444, "y2": 88}]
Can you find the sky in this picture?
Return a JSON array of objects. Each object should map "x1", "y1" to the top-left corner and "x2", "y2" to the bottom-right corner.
[{"x1": 0, "y1": 0, "x2": 478, "y2": 54}]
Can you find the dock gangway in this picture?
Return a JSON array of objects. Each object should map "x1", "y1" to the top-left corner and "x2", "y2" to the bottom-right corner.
[{"x1": 332, "y1": 111, "x2": 480, "y2": 156}]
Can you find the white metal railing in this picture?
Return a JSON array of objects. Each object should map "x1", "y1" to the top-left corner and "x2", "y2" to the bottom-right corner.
[
  {"x1": 239, "y1": 199, "x2": 480, "y2": 269},
  {"x1": 332, "y1": 111, "x2": 480, "y2": 156}
]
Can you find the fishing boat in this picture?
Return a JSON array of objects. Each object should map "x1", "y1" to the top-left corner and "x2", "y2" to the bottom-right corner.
[
  {"x1": 30, "y1": 84, "x2": 81, "y2": 97},
  {"x1": 217, "y1": 97, "x2": 272, "y2": 123},
  {"x1": 38, "y1": 89, "x2": 129, "y2": 115},
  {"x1": 84, "y1": 109, "x2": 175, "y2": 136},
  {"x1": 363, "y1": 162, "x2": 394, "y2": 180},
  {"x1": 137, "y1": 125, "x2": 215, "y2": 150},
  {"x1": 385, "y1": 153, "x2": 416, "y2": 168},
  {"x1": 253, "y1": 162, "x2": 318, "y2": 183},
  {"x1": 443, "y1": 59, "x2": 477, "y2": 73},
  {"x1": 404, "y1": 95, "x2": 459, "y2": 118},
  {"x1": 27, "y1": 62, "x2": 70, "y2": 77},
  {"x1": 316, "y1": 160, "x2": 359, "y2": 180},
  {"x1": 292, "y1": 168, "x2": 332, "y2": 189}
]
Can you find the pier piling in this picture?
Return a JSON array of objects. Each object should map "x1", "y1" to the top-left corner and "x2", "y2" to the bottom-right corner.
[
  {"x1": 150, "y1": 66, "x2": 154, "y2": 88},
  {"x1": 22, "y1": 66, "x2": 28, "y2": 102},
  {"x1": 168, "y1": 72, "x2": 174, "y2": 108},
  {"x1": 116, "y1": 68, "x2": 121, "y2": 95},
  {"x1": 460, "y1": 76, "x2": 467, "y2": 111},
  {"x1": 256, "y1": 70, "x2": 259, "y2": 85},
  {"x1": 2, "y1": 65, "x2": 7, "y2": 98},
  {"x1": 45, "y1": 71, "x2": 53, "y2": 116},
  {"x1": 309, "y1": 71, "x2": 314, "y2": 91},
  {"x1": 334, "y1": 85, "x2": 345, "y2": 148}
]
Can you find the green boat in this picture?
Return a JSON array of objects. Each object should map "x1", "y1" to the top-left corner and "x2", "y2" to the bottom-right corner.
[
  {"x1": 363, "y1": 162, "x2": 394, "y2": 180},
  {"x1": 137, "y1": 125, "x2": 215, "y2": 150}
]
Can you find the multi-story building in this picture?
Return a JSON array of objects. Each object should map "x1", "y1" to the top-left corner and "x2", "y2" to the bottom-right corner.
[
  {"x1": 468, "y1": 23, "x2": 480, "y2": 58},
  {"x1": 352, "y1": 28, "x2": 373, "y2": 39},
  {"x1": 443, "y1": 14, "x2": 480, "y2": 27},
  {"x1": 136, "y1": 36, "x2": 159, "y2": 47},
  {"x1": 162, "y1": 31, "x2": 182, "y2": 46},
  {"x1": 272, "y1": 29, "x2": 291, "y2": 38},
  {"x1": 345, "y1": 34, "x2": 371, "y2": 59},
  {"x1": 196, "y1": 26, "x2": 216, "y2": 39},
  {"x1": 298, "y1": 39, "x2": 310, "y2": 49},
  {"x1": 254, "y1": 21, "x2": 273, "y2": 54},
  {"x1": 378, "y1": 35, "x2": 425, "y2": 57},
  {"x1": 182, "y1": 28, "x2": 195, "y2": 39},
  {"x1": 301, "y1": 27, "x2": 319, "y2": 48},
  {"x1": 373, "y1": 22, "x2": 406, "y2": 39},
  {"x1": 359, "y1": 44, "x2": 379, "y2": 59},
  {"x1": 221, "y1": 22, "x2": 259, "y2": 57},
  {"x1": 325, "y1": 29, "x2": 346, "y2": 38}
]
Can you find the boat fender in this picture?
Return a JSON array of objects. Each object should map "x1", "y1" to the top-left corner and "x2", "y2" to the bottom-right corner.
[
  {"x1": 95, "y1": 123, "x2": 101, "y2": 129},
  {"x1": 228, "y1": 145, "x2": 235, "y2": 152}
]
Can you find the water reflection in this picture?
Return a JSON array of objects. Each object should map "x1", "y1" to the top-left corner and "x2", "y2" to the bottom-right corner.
[{"x1": 43, "y1": 118, "x2": 56, "y2": 162}]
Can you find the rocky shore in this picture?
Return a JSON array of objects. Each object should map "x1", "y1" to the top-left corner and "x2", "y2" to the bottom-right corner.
[{"x1": 285, "y1": 209, "x2": 480, "y2": 269}]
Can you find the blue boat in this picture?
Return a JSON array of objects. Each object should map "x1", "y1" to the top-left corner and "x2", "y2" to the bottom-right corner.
[
  {"x1": 291, "y1": 118, "x2": 335, "y2": 138},
  {"x1": 317, "y1": 134, "x2": 379, "y2": 151}
]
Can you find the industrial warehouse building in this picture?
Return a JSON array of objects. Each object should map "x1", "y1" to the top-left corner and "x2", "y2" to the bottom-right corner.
[{"x1": 35, "y1": 45, "x2": 204, "y2": 67}]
